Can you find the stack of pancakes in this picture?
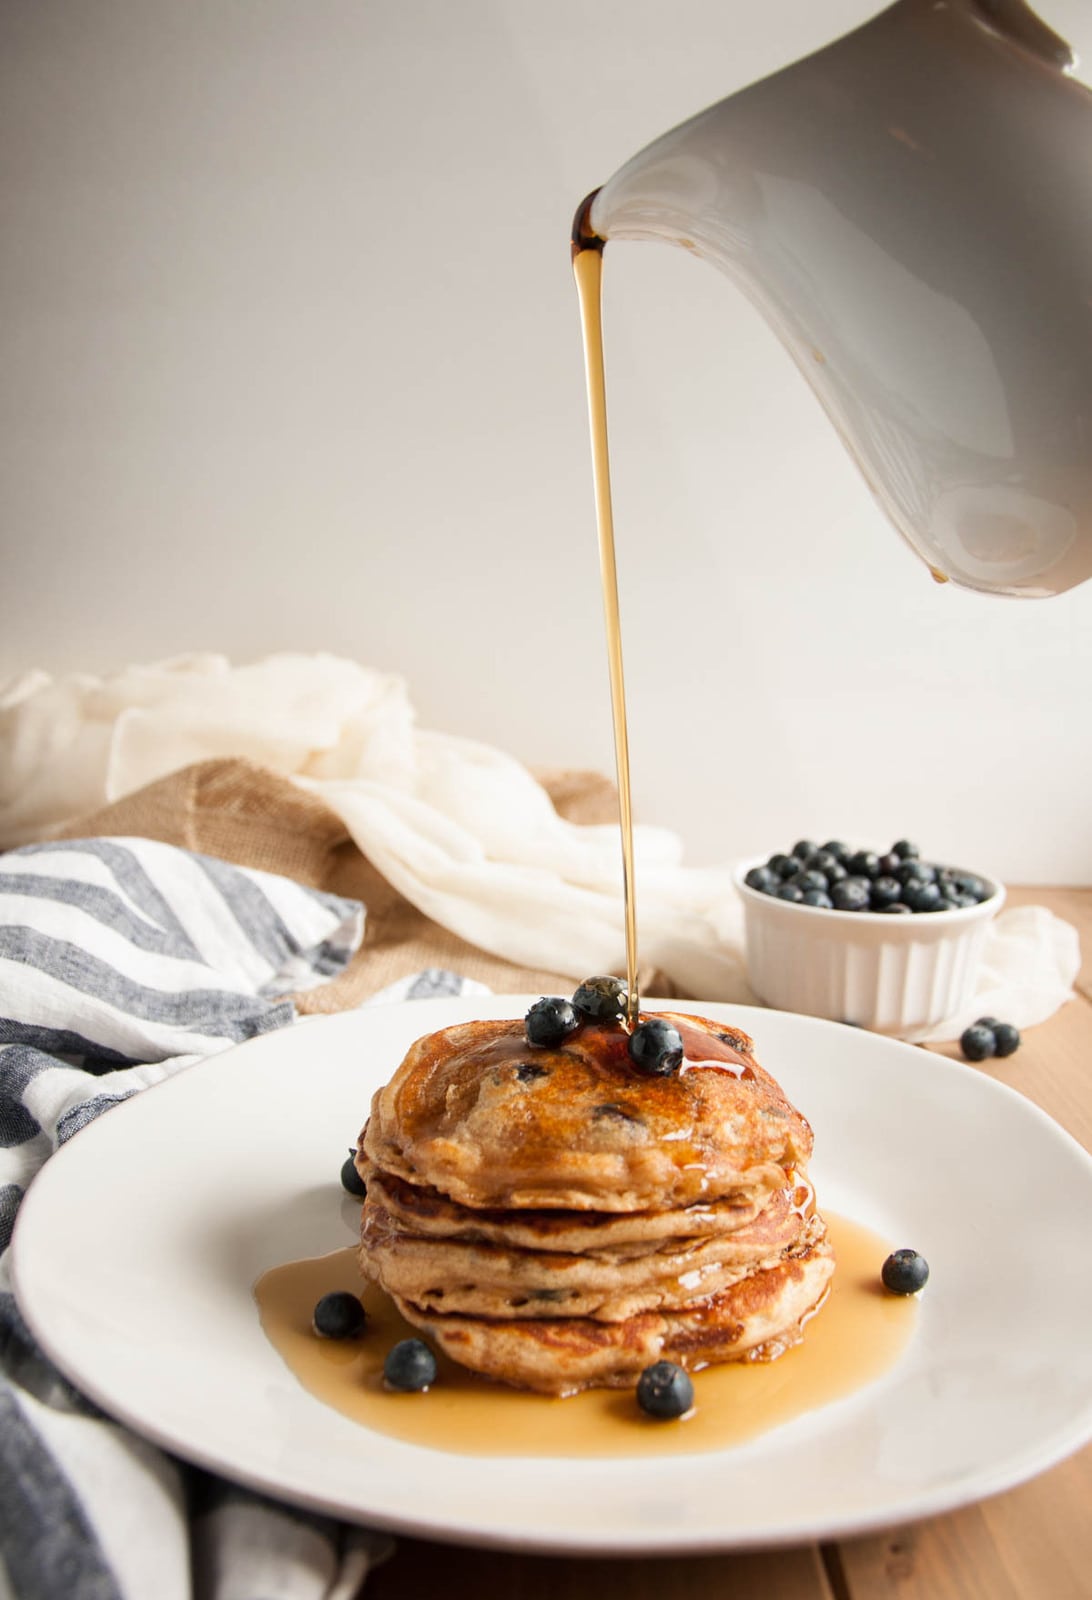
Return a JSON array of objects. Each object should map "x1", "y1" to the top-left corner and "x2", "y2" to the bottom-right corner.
[{"x1": 355, "y1": 1009, "x2": 834, "y2": 1395}]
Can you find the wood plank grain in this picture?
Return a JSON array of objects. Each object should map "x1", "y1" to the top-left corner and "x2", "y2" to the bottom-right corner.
[
  {"x1": 833, "y1": 1512, "x2": 1027, "y2": 1600},
  {"x1": 836, "y1": 1445, "x2": 1092, "y2": 1600},
  {"x1": 368, "y1": 1540, "x2": 834, "y2": 1600}
]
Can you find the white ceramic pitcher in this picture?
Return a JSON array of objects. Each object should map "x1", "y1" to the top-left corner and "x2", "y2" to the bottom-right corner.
[{"x1": 580, "y1": 0, "x2": 1092, "y2": 597}]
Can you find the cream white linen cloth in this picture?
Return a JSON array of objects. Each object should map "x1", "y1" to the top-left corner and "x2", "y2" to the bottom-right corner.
[{"x1": 0, "y1": 653, "x2": 1079, "y2": 1040}]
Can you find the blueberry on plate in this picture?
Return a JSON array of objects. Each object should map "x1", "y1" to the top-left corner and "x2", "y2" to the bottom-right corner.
[
  {"x1": 777, "y1": 883, "x2": 806, "y2": 903},
  {"x1": 802, "y1": 889, "x2": 833, "y2": 908},
  {"x1": 384, "y1": 1338, "x2": 438, "y2": 1392},
  {"x1": 312, "y1": 1292, "x2": 367, "y2": 1340},
  {"x1": 960, "y1": 1023, "x2": 997, "y2": 1061},
  {"x1": 880, "y1": 901, "x2": 912, "y2": 913},
  {"x1": 628, "y1": 1018, "x2": 684, "y2": 1076},
  {"x1": 525, "y1": 996, "x2": 580, "y2": 1048},
  {"x1": 636, "y1": 1360, "x2": 694, "y2": 1420},
  {"x1": 767, "y1": 853, "x2": 800, "y2": 879},
  {"x1": 571, "y1": 977, "x2": 628, "y2": 1021},
  {"x1": 881, "y1": 1249, "x2": 929, "y2": 1295},
  {"x1": 340, "y1": 1152, "x2": 368, "y2": 1198},
  {"x1": 892, "y1": 839, "x2": 920, "y2": 860},
  {"x1": 792, "y1": 839, "x2": 819, "y2": 862},
  {"x1": 848, "y1": 849, "x2": 881, "y2": 879}
]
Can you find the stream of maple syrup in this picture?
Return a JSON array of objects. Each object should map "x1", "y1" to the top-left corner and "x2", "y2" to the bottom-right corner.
[
  {"x1": 255, "y1": 1211, "x2": 915, "y2": 1457},
  {"x1": 572, "y1": 202, "x2": 640, "y2": 1027}
]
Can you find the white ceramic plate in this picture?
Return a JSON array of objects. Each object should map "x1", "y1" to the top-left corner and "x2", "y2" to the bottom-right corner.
[{"x1": 12, "y1": 996, "x2": 1092, "y2": 1554}]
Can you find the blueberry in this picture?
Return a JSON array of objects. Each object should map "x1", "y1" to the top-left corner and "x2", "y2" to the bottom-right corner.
[
  {"x1": 767, "y1": 853, "x2": 800, "y2": 879},
  {"x1": 628, "y1": 1018, "x2": 684, "y2": 1076},
  {"x1": 802, "y1": 889, "x2": 833, "y2": 908},
  {"x1": 572, "y1": 977, "x2": 628, "y2": 1021},
  {"x1": 960, "y1": 1023, "x2": 997, "y2": 1061},
  {"x1": 831, "y1": 879, "x2": 870, "y2": 911},
  {"x1": 903, "y1": 881, "x2": 942, "y2": 912},
  {"x1": 892, "y1": 840, "x2": 920, "y2": 860},
  {"x1": 879, "y1": 901, "x2": 912, "y2": 913},
  {"x1": 312, "y1": 1292, "x2": 367, "y2": 1340},
  {"x1": 383, "y1": 1338, "x2": 437, "y2": 1392},
  {"x1": 848, "y1": 850, "x2": 881, "y2": 878},
  {"x1": 792, "y1": 839, "x2": 819, "y2": 862},
  {"x1": 992, "y1": 1022, "x2": 1021, "y2": 1057},
  {"x1": 789, "y1": 868, "x2": 828, "y2": 893},
  {"x1": 821, "y1": 840, "x2": 851, "y2": 863},
  {"x1": 936, "y1": 896, "x2": 962, "y2": 912},
  {"x1": 881, "y1": 1249, "x2": 929, "y2": 1295},
  {"x1": 964, "y1": 1017, "x2": 1018, "y2": 1058},
  {"x1": 954, "y1": 872, "x2": 991, "y2": 902},
  {"x1": 777, "y1": 883, "x2": 806, "y2": 902},
  {"x1": 808, "y1": 850, "x2": 843, "y2": 878},
  {"x1": 636, "y1": 1360, "x2": 694, "y2": 1420},
  {"x1": 526, "y1": 996, "x2": 580, "y2": 1047},
  {"x1": 744, "y1": 865, "x2": 780, "y2": 894},
  {"x1": 877, "y1": 851, "x2": 902, "y2": 876},
  {"x1": 341, "y1": 1152, "x2": 368, "y2": 1198},
  {"x1": 869, "y1": 875, "x2": 902, "y2": 908},
  {"x1": 896, "y1": 860, "x2": 936, "y2": 887}
]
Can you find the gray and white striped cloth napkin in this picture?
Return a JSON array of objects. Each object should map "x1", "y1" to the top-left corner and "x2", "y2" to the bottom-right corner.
[{"x1": 0, "y1": 836, "x2": 483, "y2": 1600}]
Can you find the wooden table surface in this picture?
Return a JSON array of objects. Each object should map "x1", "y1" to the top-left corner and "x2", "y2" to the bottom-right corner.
[{"x1": 367, "y1": 886, "x2": 1092, "y2": 1600}]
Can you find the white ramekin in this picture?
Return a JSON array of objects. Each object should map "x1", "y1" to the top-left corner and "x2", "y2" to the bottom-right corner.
[{"x1": 733, "y1": 856, "x2": 1005, "y2": 1039}]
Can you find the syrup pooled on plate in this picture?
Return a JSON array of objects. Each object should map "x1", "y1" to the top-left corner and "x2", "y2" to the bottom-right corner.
[{"x1": 254, "y1": 1211, "x2": 916, "y2": 1457}]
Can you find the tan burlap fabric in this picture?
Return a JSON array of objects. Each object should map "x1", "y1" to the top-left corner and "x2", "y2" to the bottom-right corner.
[{"x1": 58, "y1": 759, "x2": 672, "y2": 1010}]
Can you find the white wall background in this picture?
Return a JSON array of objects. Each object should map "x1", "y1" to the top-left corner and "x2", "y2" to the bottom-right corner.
[{"x1": 2, "y1": 0, "x2": 1090, "y2": 881}]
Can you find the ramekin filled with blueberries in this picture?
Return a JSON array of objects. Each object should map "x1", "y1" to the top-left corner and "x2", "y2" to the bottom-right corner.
[{"x1": 734, "y1": 838, "x2": 1004, "y2": 1039}]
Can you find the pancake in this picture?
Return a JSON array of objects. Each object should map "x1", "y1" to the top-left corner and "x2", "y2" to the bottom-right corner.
[
  {"x1": 355, "y1": 1001, "x2": 834, "y2": 1395},
  {"x1": 359, "y1": 1166, "x2": 774, "y2": 1252},
  {"x1": 387, "y1": 1227, "x2": 836, "y2": 1395},
  {"x1": 360, "y1": 1185, "x2": 820, "y2": 1322},
  {"x1": 361, "y1": 1011, "x2": 813, "y2": 1212}
]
